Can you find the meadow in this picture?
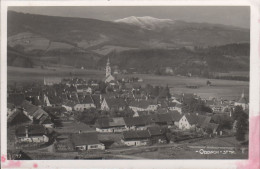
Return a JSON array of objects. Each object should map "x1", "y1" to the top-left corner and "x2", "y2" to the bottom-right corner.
[{"x1": 7, "y1": 66, "x2": 249, "y2": 100}]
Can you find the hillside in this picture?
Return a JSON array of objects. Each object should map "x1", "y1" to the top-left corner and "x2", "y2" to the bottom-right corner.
[{"x1": 7, "y1": 11, "x2": 250, "y2": 77}]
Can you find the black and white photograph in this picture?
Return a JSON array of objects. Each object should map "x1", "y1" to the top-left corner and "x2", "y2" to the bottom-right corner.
[{"x1": 5, "y1": 5, "x2": 251, "y2": 161}]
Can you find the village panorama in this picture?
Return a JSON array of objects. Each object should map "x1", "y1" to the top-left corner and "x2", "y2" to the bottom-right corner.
[{"x1": 6, "y1": 7, "x2": 250, "y2": 160}]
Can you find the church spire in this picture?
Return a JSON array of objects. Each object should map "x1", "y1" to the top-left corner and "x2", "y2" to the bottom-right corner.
[{"x1": 106, "y1": 57, "x2": 111, "y2": 77}]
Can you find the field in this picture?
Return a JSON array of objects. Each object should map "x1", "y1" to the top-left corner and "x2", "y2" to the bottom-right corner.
[{"x1": 7, "y1": 66, "x2": 249, "y2": 100}]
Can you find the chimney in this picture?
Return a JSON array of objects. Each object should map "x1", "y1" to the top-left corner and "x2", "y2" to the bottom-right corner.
[{"x1": 25, "y1": 126, "x2": 29, "y2": 138}]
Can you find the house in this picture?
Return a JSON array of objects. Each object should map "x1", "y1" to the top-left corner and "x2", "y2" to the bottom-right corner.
[
  {"x1": 20, "y1": 101, "x2": 54, "y2": 128},
  {"x1": 121, "y1": 130, "x2": 151, "y2": 146},
  {"x1": 234, "y1": 92, "x2": 248, "y2": 110},
  {"x1": 129, "y1": 100, "x2": 158, "y2": 113},
  {"x1": 101, "y1": 97, "x2": 127, "y2": 111},
  {"x1": 178, "y1": 114, "x2": 211, "y2": 131},
  {"x1": 74, "y1": 95, "x2": 96, "y2": 111},
  {"x1": 8, "y1": 109, "x2": 31, "y2": 126},
  {"x1": 71, "y1": 132, "x2": 105, "y2": 151},
  {"x1": 15, "y1": 125, "x2": 49, "y2": 143},
  {"x1": 178, "y1": 115, "x2": 194, "y2": 130},
  {"x1": 167, "y1": 102, "x2": 182, "y2": 114},
  {"x1": 147, "y1": 126, "x2": 166, "y2": 143},
  {"x1": 95, "y1": 117, "x2": 127, "y2": 133},
  {"x1": 62, "y1": 100, "x2": 75, "y2": 112},
  {"x1": 124, "y1": 116, "x2": 147, "y2": 131},
  {"x1": 134, "y1": 110, "x2": 153, "y2": 117}
]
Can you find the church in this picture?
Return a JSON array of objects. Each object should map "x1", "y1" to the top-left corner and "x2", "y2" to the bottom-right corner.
[{"x1": 104, "y1": 57, "x2": 116, "y2": 84}]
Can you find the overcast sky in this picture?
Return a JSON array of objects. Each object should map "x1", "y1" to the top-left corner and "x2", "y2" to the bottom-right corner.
[{"x1": 9, "y1": 6, "x2": 250, "y2": 28}]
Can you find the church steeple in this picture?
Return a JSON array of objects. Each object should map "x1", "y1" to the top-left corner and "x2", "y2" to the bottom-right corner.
[
  {"x1": 241, "y1": 90, "x2": 245, "y2": 98},
  {"x1": 106, "y1": 57, "x2": 111, "y2": 77}
]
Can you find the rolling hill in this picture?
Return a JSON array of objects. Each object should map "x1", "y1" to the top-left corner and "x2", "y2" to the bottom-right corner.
[{"x1": 7, "y1": 11, "x2": 250, "y2": 77}]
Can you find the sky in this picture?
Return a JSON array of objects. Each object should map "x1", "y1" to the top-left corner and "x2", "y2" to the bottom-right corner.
[{"x1": 9, "y1": 6, "x2": 250, "y2": 28}]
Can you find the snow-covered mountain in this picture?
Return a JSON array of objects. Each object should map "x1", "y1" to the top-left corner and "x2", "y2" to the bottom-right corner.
[{"x1": 115, "y1": 16, "x2": 174, "y2": 30}]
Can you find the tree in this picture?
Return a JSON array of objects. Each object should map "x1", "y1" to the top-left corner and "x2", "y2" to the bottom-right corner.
[
  {"x1": 232, "y1": 106, "x2": 244, "y2": 120},
  {"x1": 236, "y1": 111, "x2": 248, "y2": 141}
]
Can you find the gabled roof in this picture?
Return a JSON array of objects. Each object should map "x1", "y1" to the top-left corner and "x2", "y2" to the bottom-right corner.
[
  {"x1": 96, "y1": 117, "x2": 126, "y2": 128},
  {"x1": 123, "y1": 130, "x2": 150, "y2": 140},
  {"x1": 71, "y1": 133, "x2": 101, "y2": 146},
  {"x1": 79, "y1": 95, "x2": 94, "y2": 104},
  {"x1": 124, "y1": 117, "x2": 146, "y2": 127},
  {"x1": 185, "y1": 114, "x2": 211, "y2": 127},
  {"x1": 169, "y1": 111, "x2": 182, "y2": 121},
  {"x1": 105, "y1": 98, "x2": 127, "y2": 108},
  {"x1": 16, "y1": 125, "x2": 46, "y2": 137},
  {"x1": 147, "y1": 126, "x2": 164, "y2": 136},
  {"x1": 237, "y1": 97, "x2": 247, "y2": 104},
  {"x1": 129, "y1": 100, "x2": 157, "y2": 109}
]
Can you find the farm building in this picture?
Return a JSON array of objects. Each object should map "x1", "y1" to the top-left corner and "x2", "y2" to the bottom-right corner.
[
  {"x1": 122, "y1": 130, "x2": 151, "y2": 146},
  {"x1": 15, "y1": 125, "x2": 49, "y2": 143},
  {"x1": 71, "y1": 132, "x2": 105, "y2": 151},
  {"x1": 147, "y1": 126, "x2": 167, "y2": 144},
  {"x1": 95, "y1": 117, "x2": 127, "y2": 133},
  {"x1": 178, "y1": 114, "x2": 211, "y2": 131},
  {"x1": 20, "y1": 100, "x2": 54, "y2": 128},
  {"x1": 124, "y1": 116, "x2": 147, "y2": 131}
]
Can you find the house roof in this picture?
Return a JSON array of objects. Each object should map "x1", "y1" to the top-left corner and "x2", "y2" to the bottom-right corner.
[
  {"x1": 96, "y1": 117, "x2": 126, "y2": 128},
  {"x1": 185, "y1": 114, "x2": 211, "y2": 127},
  {"x1": 169, "y1": 111, "x2": 182, "y2": 121},
  {"x1": 129, "y1": 100, "x2": 157, "y2": 109},
  {"x1": 123, "y1": 130, "x2": 150, "y2": 140},
  {"x1": 21, "y1": 100, "x2": 49, "y2": 119},
  {"x1": 80, "y1": 95, "x2": 94, "y2": 104},
  {"x1": 16, "y1": 125, "x2": 46, "y2": 137},
  {"x1": 71, "y1": 133, "x2": 101, "y2": 146},
  {"x1": 21, "y1": 100, "x2": 39, "y2": 115},
  {"x1": 124, "y1": 116, "x2": 146, "y2": 127},
  {"x1": 237, "y1": 97, "x2": 247, "y2": 104},
  {"x1": 147, "y1": 126, "x2": 164, "y2": 136},
  {"x1": 105, "y1": 98, "x2": 127, "y2": 108}
]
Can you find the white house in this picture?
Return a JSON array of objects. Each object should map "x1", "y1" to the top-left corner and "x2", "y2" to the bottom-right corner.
[
  {"x1": 71, "y1": 132, "x2": 105, "y2": 151},
  {"x1": 178, "y1": 115, "x2": 194, "y2": 130}
]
